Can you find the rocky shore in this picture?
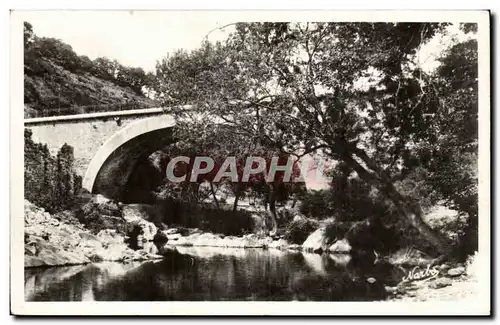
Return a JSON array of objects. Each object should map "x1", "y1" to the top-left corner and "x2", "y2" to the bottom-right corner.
[
  {"x1": 387, "y1": 254, "x2": 480, "y2": 301},
  {"x1": 24, "y1": 200, "x2": 163, "y2": 268},
  {"x1": 25, "y1": 197, "x2": 477, "y2": 304}
]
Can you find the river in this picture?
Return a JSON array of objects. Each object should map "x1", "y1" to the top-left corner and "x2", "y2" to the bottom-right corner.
[{"x1": 25, "y1": 247, "x2": 398, "y2": 301}]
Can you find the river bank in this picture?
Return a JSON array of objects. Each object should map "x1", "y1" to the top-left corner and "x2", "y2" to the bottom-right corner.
[
  {"x1": 24, "y1": 200, "x2": 163, "y2": 267},
  {"x1": 24, "y1": 197, "x2": 480, "y2": 303},
  {"x1": 384, "y1": 251, "x2": 480, "y2": 301}
]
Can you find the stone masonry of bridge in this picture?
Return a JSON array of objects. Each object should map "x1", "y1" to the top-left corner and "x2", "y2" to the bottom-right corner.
[{"x1": 24, "y1": 107, "x2": 176, "y2": 200}]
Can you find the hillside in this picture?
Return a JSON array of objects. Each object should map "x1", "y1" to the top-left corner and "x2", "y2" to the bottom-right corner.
[{"x1": 24, "y1": 22, "x2": 157, "y2": 118}]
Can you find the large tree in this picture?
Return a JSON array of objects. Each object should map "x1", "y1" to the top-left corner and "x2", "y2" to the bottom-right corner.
[{"x1": 154, "y1": 22, "x2": 477, "y2": 255}]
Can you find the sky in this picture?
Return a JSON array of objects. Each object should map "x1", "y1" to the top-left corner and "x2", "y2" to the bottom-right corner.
[
  {"x1": 21, "y1": 11, "x2": 235, "y2": 72},
  {"x1": 21, "y1": 11, "x2": 469, "y2": 74}
]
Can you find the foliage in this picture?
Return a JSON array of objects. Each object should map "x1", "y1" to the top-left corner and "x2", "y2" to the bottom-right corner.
[
  {"x1": 153, "y1": 22, "x2": 478, "y2": 255},
  {"x1": 24, "y1": 129, "x2": 82, "y2": 213},
  {"x1": 283, "y1": 216, "x2": 319, "y2": 244},
  {"x1": 150, "y1": 121, "x2": 304, "y2": 217},
  {"x1": 24, "y1": 21, "x2": 154, "y2": 117}
]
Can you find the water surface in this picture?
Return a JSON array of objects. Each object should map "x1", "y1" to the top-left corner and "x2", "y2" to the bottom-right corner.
[{"x1": 25, "y1": 247, "x2": 395, "y2": 301}]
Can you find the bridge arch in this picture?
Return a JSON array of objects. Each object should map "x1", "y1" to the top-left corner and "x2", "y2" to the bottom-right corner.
[{"x1": 82, "y1": 114, "x2": 176, "y2": 200}]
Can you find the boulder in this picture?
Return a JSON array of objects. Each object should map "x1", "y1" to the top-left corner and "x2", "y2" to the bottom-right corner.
[
  {"x1": 78, "y1": 195, "x2": 126, "y2": 234},
  {"x1": 284, "y1": 217, "x2": 319, "y2": 244},
  {"x1": 292, "y1": 214, "x2": 306, "y2": 222},
  {"x1": 165, "y1": 228, "x2": 180, "y2": 235},
  {"x1": 24, "y1": 200, "x2": 164, "y2": 267},
  {"x1": 153, "y1": 230, "x2": 169, "y2": 244},
  {"x1": 429, "y1": 278, "x2": 452, "y2": 289},
  {"x1": 328, "y1": 238, "x2": 352, "y2": 253},
  {"x1": 81, "y1": 194, "x2": 121, "y2": 217},
  {"x1": 329, "y1": 253, "x2": 351, "y2": 266},
  {"x1": 269, "y1": 239, "x2": 290, "y2": 249},
  {"x1": 250, "y1": 214, "x2": 266, "y2": 234},
  {"x1": 96, "y1": 229, "x2": 125, "y2": 245},
  {"x1": 447, "y1": 267, "x2": 466, "y2": 277},
  {"x1": 129, "y1": 219, "x2": 157, "y2": 242},
  {"x1": 220, "y1": 236, "x2": 241, "y2": 247},
  {"x1": 193, "y1": 233, "x2": 222, "y2": 246},
  {"x1": 169, "y1": 235, "x2": 195, "y2": 246},
  {"x1": 78, "y1": 232, "x2": 99, "y2": 242},
  {"x1": 166, "y1": 233, "x2": 182, "y2": 241},
  {"x1": 302, "y1": 228, "x2": 334, "y2": 253},
  {"x1": 288, "y1": 244, "x2": 302, "y2": 250},
  {"x1": 36, "y1": 249, "x2": 69, "y2": 266},
  {"x1": 25, "y1": 256, "x2": 46, "y2": 268}
]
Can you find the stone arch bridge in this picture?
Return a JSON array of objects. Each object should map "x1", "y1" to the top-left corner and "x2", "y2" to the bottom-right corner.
[{"x1": 25, "y1": 107, "x2": 177, "y2": 201}]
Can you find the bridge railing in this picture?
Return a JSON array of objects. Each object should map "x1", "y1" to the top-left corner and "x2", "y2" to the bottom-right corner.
[{"x1": 24, "y1": 102, "x2": 161, "y2": 119}]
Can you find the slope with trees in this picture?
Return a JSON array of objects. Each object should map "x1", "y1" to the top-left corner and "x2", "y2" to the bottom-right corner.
[{"x1": 23, "y1": 22, "x2": 157, "y2": 118}]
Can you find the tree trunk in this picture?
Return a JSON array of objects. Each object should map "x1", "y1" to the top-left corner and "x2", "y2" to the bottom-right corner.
[
  {"x1": 232, "y1": 182, "x2": 240, "y2": 212},
  {"x1": 340, "y1": 147, "x2": 452, "y2": 256},
  {"x1": 209, "y1": 182, "x2": 220, "y2": 209},
  {"x1": 267, "y1": 183, "x2": 278, "y2": 236}
]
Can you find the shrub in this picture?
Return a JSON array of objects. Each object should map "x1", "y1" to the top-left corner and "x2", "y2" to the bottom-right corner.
[
  {"x1": 283, "y1": 217, "x2": 320, "y2": 244},
  {"x1": 24, "y1": 128, "x2": 82, "y2": 213}
]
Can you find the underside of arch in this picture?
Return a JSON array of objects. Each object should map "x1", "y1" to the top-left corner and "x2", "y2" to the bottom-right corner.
[{"x1": 82, "y1": 115, "x2": 176, "y2": 201}]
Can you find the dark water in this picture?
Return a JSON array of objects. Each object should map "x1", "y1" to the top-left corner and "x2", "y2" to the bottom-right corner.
[{"x1": 25, "y1": 246, "x2": 401, "y2": 301}]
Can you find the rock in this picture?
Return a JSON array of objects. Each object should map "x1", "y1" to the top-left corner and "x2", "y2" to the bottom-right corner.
[
  {"x1": 250, "y1": 214, "x2": 266, "y2": 234},
  {"x1": 269, "y1": 239, "x2": 289, "y2": 249},
  {"x1": 121, "y1": 203, "x2": 164, "y2": 226},
  {"x1": 439, "y1": 263, "x2": 451, "y2": 270},
  {"x1": 80, "y1": 195, "x2": 121, "y2": 220},
  {"x1": 156, "y1": 243, "x2": 178, "y2": 255},
  {"x1": 25, "y1": 244, "x2": 37, "y2": 256},
  {"x1": 242, "y1": 234, "x2": 265, "y2": 248},
  {"x1": 328, "y1": 238, "x2": 352, "y2": 253},
  {"x1": 292, "y1": 214, "x2": 306, "y2": 222},
  {"x1": 166, "y1": 233, "x2": 182, "y2": 241},
  {"x1": 396, "y1": 285, "x2": 407, "y2": 295},
  {"x1": 165, "y1": 228, "x2": 180, "y2": 235},
  {"x1": 169, "y1": 235, "x2": 195, "y2": 246},
  {"x1": 288, "y1": 244, "x2": 302, "y2": 250},
  {"x1": 153, "y1": 230, "x2": 169, "y2": 244},
  {"x1": 101, "y1": 243, "x2": 130, "y2": 261},
  {"x1": 220, "y1": 236, "x2": 241, "y2": 247},
  {"x1": 78, "y1": 232, "x2": 99, "y2": 242},
  {"x1": 25, "y1": 256, "x2": 46, "y2": 268},
  {"x1": 87, "y1": 253, "x2": 105, "y2": 263},
  {"x1": 57, "y1": 250, "x2": 89, "y2": 265},
  {"x1": 24, "y1": 200, "x2": 163, "y2": 267},
  {"x1": 302, "y1": 228, "x2": 334, "y2": 253},
  {"x1": 78, "y1": 233, "x2": 103, "y2": 251},
  {"x1": 194, "y1": 233, "x2": 222, "y2": 246},
  {"x1": 385, "y1": 286, "x2": 397, "y2": 294},
  {"x1": 447, "y1": 266, "x2": 466, "y2": 277},
  {"x1": 37, "y1": 249, "x2": 68, "y2": 266},
  {"x1": 429, "y1": 278, "x2": 452, "y2": 289},
  {"x1": 284, "y1": 217, "x2": 319, "y2": 245},
  {"x1": 329, "y1": 253, "x2": 351, "y2": 266},
  {"x1": 128, "y1": 219, "x2": 157, "y2": 242},
  {"x1": 96, "y1": 229, "x2": 124, "y2": 245},
  {"x1": 188, "y1": 228, "x2": 203, "y2": 235}
]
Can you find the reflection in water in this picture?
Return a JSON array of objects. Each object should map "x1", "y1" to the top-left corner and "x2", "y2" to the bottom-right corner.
[{"x1": 25, "y1": 247, "x2": 394, "y2": 301}]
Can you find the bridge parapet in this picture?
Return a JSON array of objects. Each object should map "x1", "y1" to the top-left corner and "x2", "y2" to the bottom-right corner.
[{"x1": 24, "y1": 107, "x2": 170, "y2": 125}]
